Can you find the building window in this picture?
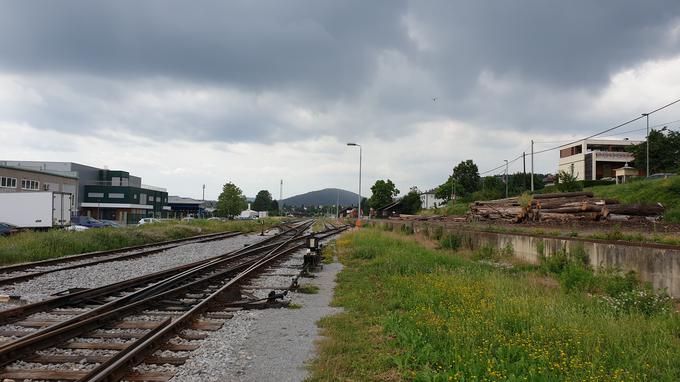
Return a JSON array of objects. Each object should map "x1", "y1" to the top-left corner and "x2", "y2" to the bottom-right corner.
[
  {"x1": 88, "y1": 192, "x2": 104, "y2": 198},
  {"x1": 133, "y1": 194, "x2": 138, "y2": 199},
  {"x1": 140, "y1": 193, "x2": 147, "y2": 204},
  {"x1": 108, "y1": 193, "x2": 125, "y2": 199},
  {"x1": 0, "y1": 177, "x2": 17, "y2": 188},
  {"x1": 111, "y1": 177, "x2": 120, "y2": 186},
  {"x1": 149, "y1": 196, "x2": 154, "y2": 202},
  {"x1": 43, "y1": 184, "x2": 50, "y2": 191},
  {"x1": 21, "y1": 179, "x2": 40, "y2": 190}
]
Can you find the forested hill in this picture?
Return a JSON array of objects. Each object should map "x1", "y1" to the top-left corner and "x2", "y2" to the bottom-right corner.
[{"x1": 281, "y1": 188, "x2": 360, "y2": 206}]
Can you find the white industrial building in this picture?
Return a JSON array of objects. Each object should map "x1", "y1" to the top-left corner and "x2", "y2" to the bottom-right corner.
[{"x1": 558, "y1": 139, "x2": 643, "y2": 181}]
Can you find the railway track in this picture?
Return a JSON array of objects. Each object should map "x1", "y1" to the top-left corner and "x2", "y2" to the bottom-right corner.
[
  {"x1": 0, "y1": 220, "x2": 346, "y2": 381},
  {"x1": 0, "y1": 230, "x2": 245, "y2": 287}
]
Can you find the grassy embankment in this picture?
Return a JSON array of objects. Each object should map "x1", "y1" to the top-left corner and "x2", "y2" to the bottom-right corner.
[
  {"x1": 0, "y1": 218, "x2": 282, "y2": 265},
  {"x1": 309, "y1": 227, "x2": 680, "y2": 381},
  {"x1": 587, "y1": 176, "x2": 680, "y2": 223}
]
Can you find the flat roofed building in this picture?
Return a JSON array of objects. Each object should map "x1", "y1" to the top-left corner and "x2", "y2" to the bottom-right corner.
[
  {"x1": 557, "y1": 139, "x2": 643, "y2": 181},
  {"x1": 0, "y1": 161, "x2": 169, "y2": 224},
  {"x1": 0, "y1": 165, "x2": 78, "y2": 203}
]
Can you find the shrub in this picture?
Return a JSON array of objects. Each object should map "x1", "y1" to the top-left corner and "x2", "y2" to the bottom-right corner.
[
  {"x1": 473, "y1": 245, "x2": 495, "y2": 260},
  {"x1": 432, "y1": 226, "x2": 444, "y2": 241},
  {"x1": 596, "y1": 269, "x2": 639, "y2": 297},
  {"x1": 601, "y1": 288, "x2": 673, "y2": 316},
  {"x1": 439, "y1": 233, "x2": 462, "y2": 250},
  {"x1": 560, "y1": 263, "x2": 596, "y2": 292}
]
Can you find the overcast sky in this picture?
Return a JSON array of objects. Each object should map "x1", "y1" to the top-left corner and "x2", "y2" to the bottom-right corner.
[{"x1": 1, "y1": 1, "x2": 680, "y2": 199}]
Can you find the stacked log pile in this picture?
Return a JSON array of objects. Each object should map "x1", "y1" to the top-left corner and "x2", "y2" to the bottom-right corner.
[{"x1": 468, "y1": 191, "x2": 664, "y2": 223}]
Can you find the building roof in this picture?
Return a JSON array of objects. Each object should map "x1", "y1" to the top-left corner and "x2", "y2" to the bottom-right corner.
[
  {"x1": 559, "y1": 138, "x2": 643, "y2": 149},
  {"x1": 168, "y1": 196, "x2": 203, "y2": 205},
  {"x1": 0, "y1": 164, "x2": 79, "y2": 179}
]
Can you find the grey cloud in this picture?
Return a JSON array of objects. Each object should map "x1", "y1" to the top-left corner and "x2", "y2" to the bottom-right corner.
[{"x1": 0, "y1": 0, "x2": 679, "y2": 146}]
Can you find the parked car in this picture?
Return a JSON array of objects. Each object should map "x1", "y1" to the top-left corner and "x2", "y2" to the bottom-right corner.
[
  {"x1": 181, "y1": 216, "x2": 194, "y2": 222},
  {"x1": 77, "y1": 216, "x2": 106, "y2": 228},
  {"x1": 648, "y1": 173, "x2": 676, "y2": 180},
  {"x1": 99, "y1": 220, "x2": 122, "y2": 228},
  {"x1": 0, "y1": 222, "x2": 18, "y2": 236},
  {"x1": 138, "y1": 218, "x2": 160, "y2": 225},
  {"x1": 63, "y1": 225, "x2": 90, "y2": 232},
  {"x1": 207, "y1": 217, "x2": 223, "y2": 221}
]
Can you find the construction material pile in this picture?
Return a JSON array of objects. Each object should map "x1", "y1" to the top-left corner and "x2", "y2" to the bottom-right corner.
[{"x1": 468, "y1": 191, "x2": 664, "y2": 223}]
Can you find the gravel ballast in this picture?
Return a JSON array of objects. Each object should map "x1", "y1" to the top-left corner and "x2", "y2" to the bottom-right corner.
[
  {"x1": 172, "y1": 242, "x2": 344, "y2": 382},
  {"x1": 0, "y1": 234, "x2": 266, "y2": 306}
]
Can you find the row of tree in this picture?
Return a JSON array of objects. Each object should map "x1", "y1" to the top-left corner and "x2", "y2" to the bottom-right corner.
[{"x1": 215, "y1": 183, "x2": 280, "y2": 217}]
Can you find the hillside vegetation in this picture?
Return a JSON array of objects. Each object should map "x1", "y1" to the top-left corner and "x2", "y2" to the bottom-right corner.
[{"x1": 587, "y1": 177, "x2": 680, "y2": 222}]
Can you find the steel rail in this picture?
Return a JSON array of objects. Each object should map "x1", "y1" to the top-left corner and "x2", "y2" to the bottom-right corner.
[
  {"x1": 0, "y1": 221, "x2": 321, "y2": 368},
  {"x1": 0, "y1": 222, "x2": 307, "y2": 325},
  {"x1": 0, "y1": 231, "x2": 244, "y2": 287},
  {"x1": 0, "y1": 230, "x2": 239, "y2": 274},
  {"x1": 82, "y1": 223, "x2": 347, "y2": 382}
]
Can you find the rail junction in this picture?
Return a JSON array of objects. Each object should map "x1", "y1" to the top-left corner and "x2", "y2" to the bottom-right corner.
[{"x1": 0, "y1": 220, "x2": 346, "y2": 381}]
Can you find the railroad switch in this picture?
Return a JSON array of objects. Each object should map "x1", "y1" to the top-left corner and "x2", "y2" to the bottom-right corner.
[{"x1": 303, "y1": 235, "x2": 323, "y2": 272}]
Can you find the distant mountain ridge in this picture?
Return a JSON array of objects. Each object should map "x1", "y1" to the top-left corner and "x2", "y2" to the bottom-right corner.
[{"x1": 281, "y1": 188, "x2": 361, "y2": 206}]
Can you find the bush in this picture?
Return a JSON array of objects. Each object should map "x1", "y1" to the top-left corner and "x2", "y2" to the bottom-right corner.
[
  {"x1": 597, "y1": 269, "x2": 639, "y2": 297},
  {"x1": 431, "y1": 226, "x2": 444, "y2": 241},
  {"x1": 473, "y1": 245, "x2": 495, "y2": 260},
  {"x1": 560, "y1": 263, "x2": 596, "y2": 292},
  {"x1": 601, "y1": 288, "x2": 673, "y2": 316},
  {"x1": 439, "y1": 233, "x2": 462, "y2": 250},
  {"x1": 664, "y1": 207, "x2": 680, "y2": 223},
  {"x1": 556, "y1": 170, "x2": 584, "y2": 192}
]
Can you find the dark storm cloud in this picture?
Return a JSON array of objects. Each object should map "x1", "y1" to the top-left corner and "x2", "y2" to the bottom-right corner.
[
  {"x1": 0, "y1": 0, "x2": 679, "y2": 143},
  {"x1": 0, "y1": 0, "x2": 411, "y2": 97}
]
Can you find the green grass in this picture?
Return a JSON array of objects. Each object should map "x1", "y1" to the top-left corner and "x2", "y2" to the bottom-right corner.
[
  {"x1": 296, "y1": 284, "x2": 320, "y2": 294},
  {"x1": 308, "y1": 228, "x2": 680, "y2": 381},
  {"x1": 0, "y1": 218, "x2": 282, "y2": 265},
  {"x1": 587, "y1": 177, "x2": 680, "y2": 223}
]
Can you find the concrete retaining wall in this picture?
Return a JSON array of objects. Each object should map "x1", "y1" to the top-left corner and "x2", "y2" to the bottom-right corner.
[{"x1": 378, "y1": 220, "x2": 680, "y2": 298}]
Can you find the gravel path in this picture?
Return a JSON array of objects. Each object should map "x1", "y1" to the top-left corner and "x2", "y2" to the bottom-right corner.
[
  {"x1": 0, "y1": 233, "x2": 268, "y2": 306},
  {"x1": 172, "y1": 243, "x2": 344, "y2": 382}
]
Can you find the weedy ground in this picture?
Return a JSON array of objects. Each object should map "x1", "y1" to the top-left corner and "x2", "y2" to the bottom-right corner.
[
  {"x1": 0, "y1": 218, "x2": 282, "y2": 265},
  {"x1": 308, "y1": 227, "x2": 680, "y2": 381}
]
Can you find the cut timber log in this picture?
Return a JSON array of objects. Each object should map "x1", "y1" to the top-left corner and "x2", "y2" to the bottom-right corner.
[
  {"x1": 605, "y1": 203, "x2": 664, "y2": 216},
  {"x1": 533, "y1": 191, "x2": 594, "y2": 200}
]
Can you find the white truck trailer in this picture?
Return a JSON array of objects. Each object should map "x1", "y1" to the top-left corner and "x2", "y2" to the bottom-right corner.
[{"x1": 0, "y1": 192, "x2": 73, "y2": 228}]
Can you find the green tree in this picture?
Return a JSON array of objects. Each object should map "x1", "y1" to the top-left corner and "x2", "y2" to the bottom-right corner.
[
  {"x1": 555, "y1": 170, "x2": 583, "y2": 192},
  {"x1": 628, "y1": 129, "x2": 680, "y2": 174},
  {"x1": 399, "y1": 187, "x2": 422, "y2": 214},
  {"x1": 252, "y1": 190, "x2": 273, "y2": 211},
  {"x1": 454, "y1": 160, "x2": 481, "y2": 196},
  {"x1": 216, "y1": 182, "x2": 247, "y2": 217},
  {"x1": 435, "y1": 160, "x2": 480, "y2": 200},
  {"x1": 269, "y1": 200, "x2": 279, "y2": 215},
  {"x1": 368, "y1": 179, "x2": 399, "y2": 209}
]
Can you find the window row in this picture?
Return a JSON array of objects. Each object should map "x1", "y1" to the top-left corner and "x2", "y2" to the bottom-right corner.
[
  {"x1": 21, "y1": 179, "x2": 40, "y2": 190},
  {"x1": 0, "y1": 177, "x2": 17, "y2": 188}
]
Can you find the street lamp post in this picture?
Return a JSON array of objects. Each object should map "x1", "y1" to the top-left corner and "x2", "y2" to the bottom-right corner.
[
  {"x1": 347, "y1": 143, "x2": 362, "y2": 224},
  {"x1": 642, "y1": 113, "x2": 650, "y2": 177}
]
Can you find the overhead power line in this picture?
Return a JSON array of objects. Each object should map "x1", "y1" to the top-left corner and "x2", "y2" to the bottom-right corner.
[{"x1": 477, "y1": 97, "x2": 680, "y2": 175}]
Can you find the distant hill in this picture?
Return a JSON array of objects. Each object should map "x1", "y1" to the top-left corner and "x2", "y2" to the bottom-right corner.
[{"x1": 281, "y1": 188, "x2": 361, "y2": 207}]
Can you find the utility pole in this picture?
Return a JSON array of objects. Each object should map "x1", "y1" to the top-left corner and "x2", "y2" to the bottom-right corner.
[
  {"x1": 279, "y1": 179, "x2": 283, "y2": 216},
  {"x1": 504, "y1": 159, "x2": 509, "y2": 198},
  {"x1": 201, "y1": 184, "x2": 205, "y2": 219},
  {"x1": 450, "y1": 167, "x2": 455, "y2": 203},
  {"x1": 522, "y1": 152, "x2": 526, "y2": 191},
  {"x1": 643, "y1": 113, "x2": 650, "y2": 177},
  {"x1": 336, "y1": 189, "x2": 340, "y2": 219},
  {"x1": 530, "y1": 140, "x2": 534, "y2": 192}
]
